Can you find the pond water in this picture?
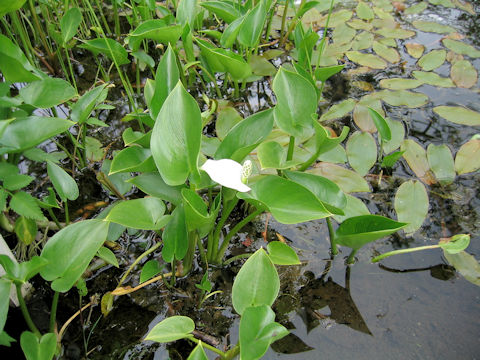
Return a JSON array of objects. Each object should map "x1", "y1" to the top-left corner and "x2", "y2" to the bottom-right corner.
[{"x1": 2, "y1": 0, "x2": 480, "y2": 359}]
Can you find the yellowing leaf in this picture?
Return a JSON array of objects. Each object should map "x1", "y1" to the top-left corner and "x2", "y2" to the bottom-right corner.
[
  {"x1": 433, "y1": 106, "x2": 480, "y2": 126},
  {"x1": 455, "y1": 139, "x2": 480, "y2": 174},
  {"x1": 346, "y1": 51, "x2": 387, "y2": 69},
  {"x1": 401, "y1": 139, "x2": 435, "y2": 184},
  {"x1": 405, "y1": 43, "x2": 425, "y2": 58},
  {"x1": 450, "y1": 59, "x2": 478, "y2": 88}
]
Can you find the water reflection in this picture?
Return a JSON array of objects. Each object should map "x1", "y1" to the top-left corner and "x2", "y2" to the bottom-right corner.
[{"x1": 378, "y1": 263, "x2": 456, "y2": 281}]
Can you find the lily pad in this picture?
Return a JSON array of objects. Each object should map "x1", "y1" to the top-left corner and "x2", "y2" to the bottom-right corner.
[
  {"x1": 443, "y1": 251, "x2": 480, "y2": 287},
  {"x1": 405, "y1": 43, "x2": 425, "y2": 58},
  {"x1": 307, "y1": 163, "x2": 370, "y2": 193},
  {"x1": 412, "y1": 20, "x2": 456, "y2": 34},
  {"x1": 346, "y1": 132, "x2": 377, "y2": 176},
  {"x1": 356, "y1": 1, "x2": 374, "y2": 20},
  {"x1": 418, "y1": 50, "x2": 446, "y2": 71},
  {"x1": 379, "y1": 78, "x2": 423, "y2": 90},
  {"x1": 351, "y1": 32, "x2": 374, "y2": 51},
  {"x1": 372, "y1": 41, "x2": 400, "y2": 63},
  {"x1": 346, "y1": 51, "x2": 387, "y2": 69},
  {"x1": 442, "y1": 39, "x2": 480, "y2": 58},
  {"x1": 373, "y1": 90, "x2": 429, "y2": 108},
  {"x1": 394, "y1": 180, "x2": 429, "y2": 235},
  {"x1": 401, "y1": 139, "x2": 435, "y2": 184},
  {"x1": 450, "y1": 60, "x2": 477, "y2": 88},
  {"x1": 455, "y1": 139, "x2": 480, "y2": 174},
  {"x1": 320, "y1": 99, "x2": 356, "y2": 122},
  {"x1": 381, "y1": 117, "x2": 405, "y2": 154},
  {"x1": 412, "y1": 71, "x2": 455, "y2": 87},
  {"x1": 427, "y1": 144, "x2": 456, "y2": 184},
  {"x1": 433, "y1": 106, "x2": 480, "y2": 126},
  {"x1": 375, "y1": 28, "x2": 415, "y2": 39},
  {"x1": 353, "y1": 97, "x2": 384, "y2": 133}
]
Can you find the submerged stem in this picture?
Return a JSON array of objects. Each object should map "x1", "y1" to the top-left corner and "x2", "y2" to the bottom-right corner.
[{"x1": 326, "y1": 217, "x2": 337, "y2": 255}]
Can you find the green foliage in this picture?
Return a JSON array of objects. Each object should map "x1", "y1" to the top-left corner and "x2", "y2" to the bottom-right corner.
[
  {"x1": 20, "y1": 332, "x2": 56, "y2": 360},
  {"x1": 106, "y1": 198, "x2": 170, "y2": 230},
  {"x1": 144, "y1": 316, "x2": 195, "y2": 342}
]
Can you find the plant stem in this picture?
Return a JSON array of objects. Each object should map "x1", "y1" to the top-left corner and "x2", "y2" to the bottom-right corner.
[
  {"x1": 347, "y1": 249, "x2": 357, "y2": 264},
  {"x1": 286, "y1": 135, "x2": 295, "y2": 161},
  {"x1": 16, "y1": 283, "x2": 41, "y2": 337},
  {"x1": 216, "y1": 207, "x2": 264, "y2": 264},
  {"x1": 181, "y1": 231, "x2": 198, "y2": 276},
  {"x1": 118, "y1": 240, "x2": 163, "y2": 286},
  {"x1": 210, "y1": 198, "x2": 239, "y2": 262},
  {"x1": 187, "y1": 336, "x2": 226, "y2": 358},
  {"x1": 224, "y1": 344, "x2": 240, "y2": 359},
  {"x1": 47, "y1": 208, "x2": 63, "y2": 229},
  {"x1": 197, "y1": 234, "x2": 208, "y2": 268},
  {"x1": 279, "y1": 0, "x2": 290, "y2": 46},
  {"x1": 49, "y1": 291, "x2": 60, "y2": 333},
  {"x1": 371, "y1": 245, "x2": 440, "y2": 263},
  {"x1": 326, "y1": 217, "x2": 337, "y2": 255},
  {"x1": 223, "y1": 253, "x2": 252, "y2": 266}
]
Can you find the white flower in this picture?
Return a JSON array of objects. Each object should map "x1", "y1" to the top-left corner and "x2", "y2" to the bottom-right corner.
[{"x1": 201, "y1": 159, "x2": 251, "y2": 192}]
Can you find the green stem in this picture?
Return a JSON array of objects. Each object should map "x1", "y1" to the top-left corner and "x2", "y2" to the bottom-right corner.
[
  {"x1": 210, "y1": 198, "x2": 239, "y2": 262},
  {"x1": 279, "y1": 0, "x2": 289, "y2": 46},
  {"x1": 118, "y1": 241, "x2": 163, "y2": 286},
  {"x1": 197, "y1": 234, "x2": 208, "y2": 268},
  {"x1": 233, "y1": 80, "x2": 240, "y2": 99},
  {"x1": 181, "y1": 231, "x2": 198, "y2": 276},
  {"x1": 371, "y1": 245, "x2": 440, "y2": 263},
  {"x1": 223, "y1": 253, "x2": 252, "y2": 266},
  {"x1": 187, "y1": 336, "x2": 226, "y2": 358},
  {"x1": 347, "y1": 249, "x2": 357, "y2": 264},
  {"x1": 16, "y1": 284, "x2": 41, "y2": 337},
  {"x1": 64, "y1": 201, "x2": 70, "y2": 225},
  {"x1": 216, "y1": 208, "x2": 264, "y2": 264},
  {"x1": 286, "y1": 136, "x2": 295, "y2": 161},
  {"x1": 47, "y1": 208, "x2": 63, "y2": 230},
  {"x1": 49, "y1": 291, "x2": 60, "y2": 333},
  {"x1": 28, "y1": 0, "x2": 53, "y2": 57},
  {"x1": 326, "y1": 217, "x2": 337, "y2": 255},
  {"x1": 264, "y1": 0, "x2": 279, "y2": 41},
  {"x1": 224, "y1": 344, "x2": 240, "y2": 359},
  {"x1": 316, "y1": 0, "x2": 335, "y2": 70}
]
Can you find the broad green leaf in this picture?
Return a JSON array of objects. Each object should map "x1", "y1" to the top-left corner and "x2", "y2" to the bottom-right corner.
[
  {"x1": 0, "y1": 331, "x2": 15, "y2": 346},
  {"x1": 122, "y1": 128, "x2": 151, "y2": 147},
  {"x1": 162, "y1": 205, "x2": 188, "y2": 262},
  {"x1": 70, "y1": 85, "x2": 107, "y2": 124},
  {"x1": 412, "y1": 71, "x2": 454, "y2": 87},
  {"x1": 455, "y1": 139, "x2": 480, "y2": 174},
  {"x1": 412, "y1": 20, "x2": 456, "y2": 34},
  {"x1": 151, "y1": 44, "x2": 180, "y2": 119},
  {"x1": 418, "y1": 49, "x2": 446, "y2": 71},
  {"x1": 381, "y1": 150, "x2": 405, "y2": 168},
  {"x1": 451, "y1": 60, "x2": 477, "y2": 88},
  {"x1": 239, "y1": 305, "x2": 288, "y2": 360},
  {"x1": 40, "y1": 219, "x2": 109, "y2": 292},
  {"x1": 273, "y1": 67, "x2": 317, "y2": 138},
  {"x1": 211, "y1": 48, "x2": 252, "y2": 80},
  {"x1": 177, "y1": 0, "x2": 199, "y2": 27},
  {"x1": 375, "y1": 27, "x2": 415, "y2": 39},
  {"x1": 401, "y1": 139, "x2": 434, "y2": 184},
  {"x1": 14, "y1": 216, "x2": 37, "y2": 245},
  {"x1": 79, "y1": 38, "x2": 129, "y2": 65},
  {"x1": 0, "y1": 35, "x2": 42, "y2": 82},
  {"x1": 405, "y1": 2, "x2": 428, "y2": 14},
  {"x1": 182, "y1": 189, "x2": 220, "y2": 237},
  {"x1": 126, "y1": 20, "x2": 183, "y2": 51},
  {"x1": 201, "y1": 1, "x2": 243, "y2": 23},
  {"x1": 10, "y1": 192, "x2": 45, "y2": 221},
  {"x1": 332, "y1": 24, "x2": 356, "y2": 46},
  {"x1": 394, "y1": 180, "x2": 429, "y2": 234},
  {"x1": 249, "y1": 55, "x2": 277, "y2": 77},
  {"x1": 20, "y1": 332, "x2": 57, "y2": 360},
  {"x1": 109, "y1": 147, "x2": 155, "y2": 174},
  {"x1": 405, "y1": 43, "x2": 425, "y2": 58},
  {"x1": 232, "y1": 249, "x2": 279, "y2": 315},
  {"x1": 307, "y1": 163, "x2": 370, "y2": 193},
  {"x1": 0, "y1": 279, "x2": 10, "y2": 332},
  {"x1": 443, "y1": 251, "x2": 480, "y2": 287},
  {"x1": 238, "y1": 176, "x2": 331, "y2": 224},
  {"x1": 140, "y1": 259, "x2": 162, "y2": 283},
  {"x1": 267, "y1": 241, "x2": 300, "y2": 265},
  {"x1": 132, "y1": 50, "x2": 155, "y2": 68},
  {"x1": 353, "y1": 97, "x2": 383, "y2": 132},
  {"x1": 257, "y1": 141, "x2": 302, "y2": 170},
  {"x1": 351, "y1": 31, "x2": 374, "y2": 51},
  {"x1": 442, "y1": 39, "x2": 480, "y2": 58},
  {"x1": 316, "y1": 10, "x2": 353, "y2": 27},
  {"x1": 439, "y1": 234, "x2": 470, "y2": 254},
  {"x1": 47, "y1": 160, "x2": 79, "y2": 201},
  {"x1": 188, "y1": 342, "x2": 209, "y2": 360},
  {"x1": 348, "y1": 18, "x2": 373, "y2": 31},
  {"x1": 335, "y1": 215, "x2": 407, "y2": 250},
  {"x1": 128, "y1": 173, "x2": 185, "y2": 205},
  {"x1": 346, "y1": 51, "x2": 387, "y2": 69},
  {"x1": 215, "y1": 108, "x2": 274, "y2": 162},
  {"x1": 0, "y1": 0, "x2": 26, "y2": 17},
  {"x1": 426, "y1": 144, "x2": 455, "y2": 184},
  {"x1": 145, "y1": 316, "x2": 195, "y2": 342},
  {"x1": 368, "y1": 108, "x2": 391, "y2": 141},
  {"x1": 356, "y1": 1, "x2": 374, "y2": 20},
  {"x1": 85, "y1": 136, "x2": 104, "y2": 161},
  {"x1": 373, "y1": 90, "x2": 429, "y2": 108},
  {"x1": 372, "y1": 41, "x2": 400, "y2": 63},
  {"x1": 20, "y1": 78, "x2": 76, "y2": 108},
  {"x1": 3, "y1": 174, "x2": 33, "y2": 191},
  {"x1": 284, "y1": 170, "x2": 347, "y2": 215},
  {"x1": 151, "y1": 82, "x2": 202, "y2": 186},
  {"x1": 333, "y1": 194, "x2": 370, "y2": 223},
  {"x1": 100, "y1": 160, "x2": 132, "y2": 196},
  {"x1": 97, "y1": 246, "x2": 118, "y2": 268},
  {"x1": 215, "y1": 106, "x2": 243, "y2": 140},
  {"x1": 238, "y1": 1, "x2": 267, "y2": 48},
  {"x1": 346, "y1": 131, "x2": 377, "y2": 176},
  {"x1": 320, "y1": 99, "x2": 356, "y2": 122},
  {"x1": 220, "y1": 16, "x2": 244, "y2": 48},
  {"x1": 106, "y1": 197, "x2": 169, "y2": 230},
  {"x1": 314, "y1": 65, "x2": 345, "y2": 82},
  {"x1": 433, "y1": 106, "x2": 480, "y2": 126},
  {"x1": 60, "y1": 7, "x2": 82, "y2": 44}
]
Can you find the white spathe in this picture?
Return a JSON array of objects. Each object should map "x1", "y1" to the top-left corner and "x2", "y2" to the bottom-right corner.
[{"x1": 201, "y1": 159, "x2": 251, "y2": 192}]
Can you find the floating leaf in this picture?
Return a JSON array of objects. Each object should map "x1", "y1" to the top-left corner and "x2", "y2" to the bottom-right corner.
[
  {"x1": 346, "y1": 51, "x2": 386, "y2": 69},
  {"x1": 405, "y1": 43, "x2": 425, "y2": 58},
  {"x1": 442, "y1": 39, "x2": 480, "y2": 58},
  {"x1": 443, "y1": 251, "x2": 480, "y2": 287},
  {"x1": 335, "y1": 215, "x2": 407, "y2": 250},
  {"x1": 356, "y1": 1, "x2": 374, "y2": 20},
  {"x1": 412, "y1": 20, "x2": 456, "y2": 34},
  {"x1": 353, "y1": 97, "x2": 383, "y2": 132},
  {"x1": 145, "y1": 316, "x2": 195, "y2": 343},
  {"x1": 439, "y1": 234, "x2": 470, "y2": 254},
  {"x1": 375, "y1": 28, "x2": 415, "y2": 39},
  {"x1": 372, "y1": 41, "x2": 400, "y2": 63},
  {"x1": 427, "y1": 144, "x2": 455, "y2": 184},
  {"x1": 373, "y1": 90, "x2": 429, "y2": 108},
  {"x1": 405, "y1": 2, "x2": 428, "y2": 14},
  {"x1": 320, "y1": 99, "x2": 356, "y2": 122},
  {"x1": 433, "y1": 106, "x2": 480, "y2": 126},
  {"x1": 418, "y1": 49, "x2": 446, "y2": 71},
  {"x1": 379, "y1": 78, "x2": 423, "y2": 90},
  {"x1": 455, "y1": 139, "x2": 480, "y2": 174},
  {"x1": 232, "y1": 248, "x2": 279, "y2": 315},
  {"x1": 332, "y1": 194, "x2": 370, "y2": 223},
  {"x1": 346, "y1": 132, "x2": 377, "y2": 176},
  {"x1": 450, "y1": 60, "x2": 477, "y2": 88},
  {"x1": 394, "y1": 180, "x2": 429, "y2": 234},
  {"x1": 351, "y1": 31, "x2": 374, "y2": 51},
  {"x1": 267, "y1": 241, "x2": 300, "y2": 265},
  {"x1": 332, "y1": 24, "x2": 356, "y2": 45},
  {"x1": 106, "y1": 197, "x2": 169, "y2": 230},
  {"x1": 307, "y1": 163, "x2": 370, "y2": 193},
  {"x1": 401, "y1": 139, "x2": 435, "y2": 184},
  {"x1": 412, "y1": 71, "x2": 454, "y2": 87}
]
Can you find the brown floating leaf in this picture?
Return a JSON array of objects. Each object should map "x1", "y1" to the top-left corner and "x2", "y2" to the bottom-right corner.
[
  {"x1": 450, "y1": 59, "x2": 478, "y2": 88},
  {"x1": 401, "y1": 139, "x2": 436, "y2": 184},
  {"x1": 455, "y1": 139, "x2": 480, "y2": 175},
  {"x1": 446, "y1": 51, "x2": 464, "y2": 63},
  {"x1": 405, "y1": 43, "x2": 425, "y2": 58}
]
